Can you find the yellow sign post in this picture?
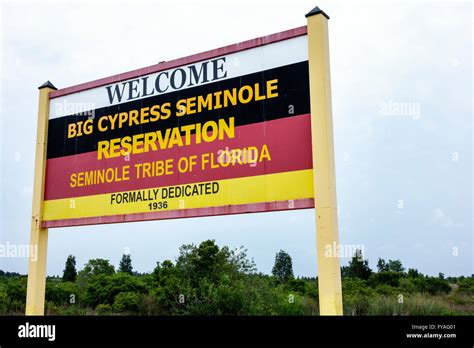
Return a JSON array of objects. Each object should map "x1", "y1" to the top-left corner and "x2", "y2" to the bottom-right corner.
[
  {"x1": 306, "y1": 7, "x2": 343, "y2": 315},
  {"x1": 26, "y1": 81, "x2": 57, "y2": 315}
]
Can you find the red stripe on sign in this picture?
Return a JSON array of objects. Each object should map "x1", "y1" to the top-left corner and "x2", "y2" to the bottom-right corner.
[
  {"x1": 44, "y1": 114, "x2": 313, "y2": 200},
  {"x1": 42, "y1": 198, "x2": 314, "y2": 228},
  {"x1": 50, "y1": 26, "x2": 307, "y2": 99}
]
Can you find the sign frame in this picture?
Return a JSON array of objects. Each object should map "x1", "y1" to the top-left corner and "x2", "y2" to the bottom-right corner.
[{"x1": 26, "y1": 6, "x2": 343, "y2": 315}]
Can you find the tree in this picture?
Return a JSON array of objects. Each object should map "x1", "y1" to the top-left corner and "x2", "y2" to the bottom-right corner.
[
  {"x1": 80, "y1": 259, "x2": 115, "y2": 278},
  {"x1": 369, "y1": 271, "x2": 402, "y2": 287},
  {"x1": 377, "y1": 258, "x2": 389, "y2": 272},
  {"x1": 176, "y1": 240, "x2": 236, "y2": 284},
  {"x1": 62, "y1": 255, "x2": 77, "y2": 282},
  {"x1": 272, "y1": 250, "x2": 294, "y2": 282},
  {"x1": 387, "y1": 259, "x2": 404, "y2": 273},
  {"x1": 377, "y1": 258, "x2": 404, "y2": 273},
  {"x1": 83, "y1": 272, "x2": 147, "y2": 307},
  {"x1": 113, "y1": 292, "x2": 141, "y2": 313},
  {"x1": 345, "y1": 249, "x2": 372, "y2": 280},
  {"x1": 407, "y1": 268, "x2": 421, "y2": 278},
  {"x1": 119, "y1": 254, "x2": 133, "y2": 274},
  {"x1": 158, "y1": 240, "x2": 257, "y2": 315}
]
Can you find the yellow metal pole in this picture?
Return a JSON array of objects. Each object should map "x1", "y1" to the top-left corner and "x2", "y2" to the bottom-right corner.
[
  {"x1": 306, "y1": 7, "x2": 343, "y2": 315},
  {"x1": 26, "y1": 81, "x2": 56, "y2": 315}
]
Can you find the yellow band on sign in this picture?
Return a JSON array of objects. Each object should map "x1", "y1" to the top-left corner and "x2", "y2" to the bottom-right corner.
[{"x1": 43, "y1": 169, "x2": 314, "y2": 221}]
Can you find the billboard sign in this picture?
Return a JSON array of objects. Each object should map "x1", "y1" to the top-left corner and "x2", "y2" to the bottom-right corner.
[{"x1": 42, "y1": 26, "x2": 314, "y2": 227}]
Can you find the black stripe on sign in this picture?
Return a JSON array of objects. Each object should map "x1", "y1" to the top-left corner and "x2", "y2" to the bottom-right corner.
[{"x1": 47, "y1": 61, "x2": 309, "y2": 159}]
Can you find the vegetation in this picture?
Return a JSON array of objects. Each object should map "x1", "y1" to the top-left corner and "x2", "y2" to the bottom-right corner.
[
  {"x1": 0, "y1": 242, "x2": 472, "y2": 316},
  {"x1": 119, "y1": 254, "x2": 133, "y2": 275},
  {"x1": 272, "y1": 250, "x2": 294, "y2": 282},
  {"x1": 341, "y1": 249, "x2": 372, "y2": 280},
  {"x1": 62, "y1": 255, "x2": 77, "y2": 282}
]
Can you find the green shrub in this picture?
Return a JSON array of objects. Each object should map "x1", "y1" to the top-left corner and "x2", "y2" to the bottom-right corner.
[
  {"x1": 46, "y1": 281, "x2": 80, "y2": 305},
  {"x1": 342, "y1": 279, "x2": 374, "y2": 297},
  {"x1": 179, "y1": 279, "x2": 247, "y2": 315},
  {"x1": 457, "y1": 278, "x2": 474, "y2": 295},
  {"x1": 300, "y1": 280, "x2": 318, "y2": 299},
  {"x1": 399, "y1": 278, "x2": 418, "y2": 293},
  {"x1": 287, "y1": 279, "x2": 306, "y2": 294},
  {"x1": 45, "y1": 301, "x2": 60, "y2": 315},
  {"x1": 5, "y1": 277, "x2": 27, "y2": 304},
  {"x1": 374, "y1": 284, "x2": 398, "y2": 296},
  {"x1": 7, "y1": 300, "x2": 25, "y2": 314},
  {"x1": 84, "y1": 273, "x2": 148, "y2": 307},
  {"x1": 368, "y1": 272, "x2": 402, "y2": 288},
  {"x1": 137, "y1": 294, "x2": 163, "y2": 315},
  {"x1": 113, "y1": 292, "x2": 141, "y2": 313},
  {"x1": 0, "y1": 289, "x2": 9, "y2": 313},
  {"x1": 410, "y1": 277, "x2": 451, "y2": 295},
  {"x1": 95, "y1": 303, "x2": 112, "y2": 315},
  {"x1": 344, "y1": 294, "x2": 371, "y2": 315}
]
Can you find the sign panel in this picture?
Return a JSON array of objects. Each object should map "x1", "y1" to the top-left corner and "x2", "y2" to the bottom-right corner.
[{"x1": 42, "y1": 26, "x2": 314, "y2": 227}]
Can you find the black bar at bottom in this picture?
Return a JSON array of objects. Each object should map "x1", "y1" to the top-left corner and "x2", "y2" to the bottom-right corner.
[{"x1": 0, "y1": 315, "x2": 472, "y2": 346}]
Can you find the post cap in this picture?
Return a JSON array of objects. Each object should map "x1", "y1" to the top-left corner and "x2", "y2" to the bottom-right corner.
[
  {"x1": 38, "y1": 80, "x2": 57, "y2": 90},
  {"x1": 305, "y1": 6, "x2": 330, "y2": 19}
]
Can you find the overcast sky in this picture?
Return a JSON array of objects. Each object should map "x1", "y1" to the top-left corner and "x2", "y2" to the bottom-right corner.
[{"x1": 0, "y1": 0, "x2": 472, "y2": 277}]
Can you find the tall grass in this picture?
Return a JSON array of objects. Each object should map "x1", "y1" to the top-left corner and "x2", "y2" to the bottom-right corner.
[{"x1": 344, "y1": 293, "x2": 473, "y2": 315}]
